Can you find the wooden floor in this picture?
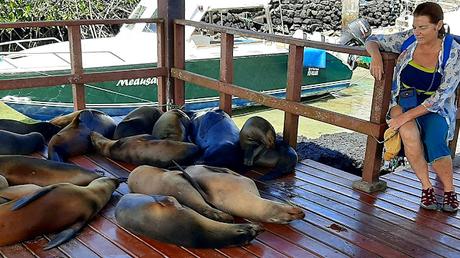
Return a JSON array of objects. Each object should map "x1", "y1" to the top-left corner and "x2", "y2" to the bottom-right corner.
[{"x1": 1, "y1": 152, "x2": 460, "y2": 258}]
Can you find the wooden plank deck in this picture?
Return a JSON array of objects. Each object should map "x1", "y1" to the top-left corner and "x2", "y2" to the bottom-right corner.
[{"x1": 1, "y1": 152, "x2": 460, "y2": 258}]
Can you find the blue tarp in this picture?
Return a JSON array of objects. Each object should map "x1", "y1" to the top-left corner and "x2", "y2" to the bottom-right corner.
[{"x1": 303, "y1": 48, "x2": 326, "y2": 68}]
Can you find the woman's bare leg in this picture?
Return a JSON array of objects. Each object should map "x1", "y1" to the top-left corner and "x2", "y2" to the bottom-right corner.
[
  {"x1": 390, "y1": 106, "x2": 432, "y2": 189},
  {"x1": 432, "y1": 156, "x2": 454, "y2": 192}
]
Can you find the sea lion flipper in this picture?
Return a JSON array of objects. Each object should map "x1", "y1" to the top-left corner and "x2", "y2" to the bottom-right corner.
[
  {"x1": 243, "y1": 144, "x2": 265, "y2": 166},
  {"x1": 44, "y1": 221, "x2": 84, "y2": 250},
  {"x1": 11, "y1": 186, "x2": 57, "y2": 211}
]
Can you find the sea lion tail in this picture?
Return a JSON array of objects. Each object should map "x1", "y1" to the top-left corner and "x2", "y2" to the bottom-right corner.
[
  {"x1": 44, "y1": 221, "x2": 85, "y2": 250},
  {"x1": 11, "y1": 185, "x2": 58, "y2": 211}
]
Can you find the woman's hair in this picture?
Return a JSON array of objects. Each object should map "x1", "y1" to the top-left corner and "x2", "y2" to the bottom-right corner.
[{"x1": 413, "y1": 2, "x2": 445, "y2": 38}]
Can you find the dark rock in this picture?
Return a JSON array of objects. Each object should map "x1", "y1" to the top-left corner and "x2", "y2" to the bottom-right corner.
[{"x1": 295, "y1": 132, "x2": 367, "y2": 176}]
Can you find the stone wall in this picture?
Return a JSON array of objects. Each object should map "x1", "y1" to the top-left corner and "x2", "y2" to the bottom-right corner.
[{"x1": 202, "y1": 0, "x2": 406, "y2": 36}]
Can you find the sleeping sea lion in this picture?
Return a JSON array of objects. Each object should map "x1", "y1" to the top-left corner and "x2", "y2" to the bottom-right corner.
[
  {"x1": 239, "y1": 116, "x2": 276, "y2": 166},
  {"x1": 113, "y1": 106, "x2": 163, "y2": 139},
  {"x1": 90, "y1": 132, "x2": 199, "y2": 167},
  {"x1": 0, "y1": 119, "x2": 61, "y2": 141},
  {"x1": 240, "y1": 116, "x2": 298, "y2": 180},
  {"x1": 48, "y1": 109, "x2": 116, "y2": 162},
  {"x1": 115, "y1": 193, "x2": 263, "y2": 248},
  {"x1": 128, "y1": 165, "x2": 233, "y2": 222},
  {"x1": 0, "y1": 155, "x2": 101, "y2": 186},
  {"x1": 0, "y1": 130, "x2": 45, "y2": 155},
  {"x1": 0, "y1": 177, "x2": 119, "y2": 249},
  {"x1": 152, "y1": 109, "x2": 191, "y2": 141},
  {"x1": 189, "y1": 109, "x2": 243, "y2": 168},
  {"x1": 185, "y1": 165, "x2": 305, "y2": 224}
]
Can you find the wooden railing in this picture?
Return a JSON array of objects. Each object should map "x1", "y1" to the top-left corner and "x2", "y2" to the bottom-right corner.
[
  {"x1": 171, "y1": 19, "x2": 399, "y2": 192},
  {"x1": 0, "y1": 18, "x2": 168, "y2": 110},
  {"x1": 1, "y1": 2, "x2": 458, "y2": 193}
]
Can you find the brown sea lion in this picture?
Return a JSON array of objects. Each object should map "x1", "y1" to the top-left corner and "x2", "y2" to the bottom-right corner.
[
  {"x1": 0, "y1": 119, "x2": 61, "y2": 141},
  {"x1": 152, "y1": 109, "x2": 191, "y2": 141},
  {"x1": 0, "y1": 155, "x2": 101, "y2": 186},
  {"x1": 185, "y1": 165, "x2": 305, "y2": 224},
  {"x1": 128, "y1": 165, "x2": 233, "y2": 222},
  {"x1": 239, "y1": 116, "x2": 276, "y2": 166},
  {"x1": 0, "y1": 184, "x2": 42, "y2": 204},
  {"x1": 0, "y1": 177, "x2": 120, "y2": 249},
  {"x1": 0, "y1": 130, "x2": 45, "y2": 155},
  {"x1": 115, "y1": 193, "x2": 263, "y2": 248},
  {"x1": 48, "y1": 109, "x2": 116, "y2": 162},
  {"x1": 113, "y1": 106, "x2": 163, "y2": 139},
  {"x1": 240, "y1": 116, "x2": 298, "y2": 180},
  {"x1": 90, "y1": 132, "x2": 199, "y2": 167}
]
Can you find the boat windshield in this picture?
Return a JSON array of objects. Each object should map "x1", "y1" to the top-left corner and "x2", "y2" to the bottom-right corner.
[{"x1": 122, "y1": 1, "x2": 158, "y2": 33}]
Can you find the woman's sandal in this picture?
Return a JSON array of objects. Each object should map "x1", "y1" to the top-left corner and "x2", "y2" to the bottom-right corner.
[
  {"x1": 420, "y1": 188, "x2": 438, "y2": 210},
  {"x1": 442, "y1": 191, "x2": 459, "y2": 212}
]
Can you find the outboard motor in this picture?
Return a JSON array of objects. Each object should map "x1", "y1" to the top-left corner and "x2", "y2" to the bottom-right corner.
[{"x1": 340, "y1": 18, "x2": 371, "y2": 70}]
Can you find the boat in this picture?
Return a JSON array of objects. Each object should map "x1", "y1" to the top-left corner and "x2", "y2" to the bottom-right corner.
[{"x1": 0, "y1": 0, "x2": 353, "y2": 121}]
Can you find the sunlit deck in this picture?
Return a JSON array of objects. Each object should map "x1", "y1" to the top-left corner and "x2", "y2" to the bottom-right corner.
[{"x1": 1, "y1": 151, "x2": 459, "y2": 258}]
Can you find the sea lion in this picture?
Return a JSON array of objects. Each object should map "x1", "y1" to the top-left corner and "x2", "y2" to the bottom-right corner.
[
  {"x1": 185, "y1": 165, "x2": 305, "y2": 224},
  {"x1": 0, "y1": 184, "x2": 42, "y2": 204},
  {"x1": 0, "y1": 177, "x2": 119, "y2": 249},
  {"x1": 0, "y1": 119, "x2": 61, "y2": 141},
  {"x1": 239, "y1": 116, "x2": 276, "y2": 166},
  {"x1": 189, "y1": 109, "x2": 243, "y2": 168},
  {"x1": 113, "y1": 106, "x2": 163, "y2": 139},
  {"x1": 240, "y1": 116, "x2": 298, "y2": 180},
  {"x1": 0, "y1": 155, "x2": 101, "y2": 186},
  {"x1": 48, "y1": 109, "x2": 116, "y2": 162},
  {"x1": 0, "y1": 130, "x2": 45, "y2": 155},
  {"x1": 128, "y1": 165, "x2": 233, "y2": 222},
  {"x1": 115, "y1": 193, "x2": 263, "y2": 248},
  {"x1": 90, "y1": 132, "x2": 199, "y2": 167},
  {"x1": 152, "y1": 109, "x2": 191, "y2": 141}
]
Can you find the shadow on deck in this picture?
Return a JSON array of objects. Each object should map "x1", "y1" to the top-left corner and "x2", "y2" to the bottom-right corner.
[{"x1": 1, "y1": 153, "x2": 460, "y2": 258}]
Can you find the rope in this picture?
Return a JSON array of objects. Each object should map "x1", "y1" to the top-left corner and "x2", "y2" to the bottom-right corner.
[{"x1": 371, "y1": 129, "x2": 399, "y2": 144}]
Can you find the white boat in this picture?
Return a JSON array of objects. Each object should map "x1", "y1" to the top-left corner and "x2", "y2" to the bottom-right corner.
[{"x1": 0, "y1": 0, "x2": 353, "y2": 120}]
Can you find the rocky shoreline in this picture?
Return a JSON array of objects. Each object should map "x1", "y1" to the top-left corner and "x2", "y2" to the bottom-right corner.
[{"x1": 295, "y1": 132, "x2": 367, "y2": 176}]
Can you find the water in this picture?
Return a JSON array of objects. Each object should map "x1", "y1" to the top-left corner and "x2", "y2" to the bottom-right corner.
[{"x1": 232, "y1": 67, "x2": 375, "y2": 139}]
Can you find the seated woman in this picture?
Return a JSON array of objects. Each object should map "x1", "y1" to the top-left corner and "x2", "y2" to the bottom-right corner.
[{"x1": 365, "y1": 2, "x2": 460, "y2": 212}]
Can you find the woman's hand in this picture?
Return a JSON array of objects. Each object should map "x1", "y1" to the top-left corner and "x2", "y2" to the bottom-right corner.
[
  {"x1": 365, "y1": 41, "x2": 384, "y2": 81},
  {"x1": 388, "y1": 113, "x2": 409, "y2": 131},
  {"x1": 369, "y1": 56, "x2": 384, "y2": 81}
]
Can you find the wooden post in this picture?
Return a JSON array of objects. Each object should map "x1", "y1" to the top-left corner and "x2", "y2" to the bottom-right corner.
[
  {"x1": 353, "y1": 53, "x2": 396, "y2": 193},
  {"x1": 173, "y1": 23, "x2": 185, "y2": 108},
  {"x1": 219, "y1": 33, "x2": 234, "y2": 115},
  {"x1": 156, "y1": 20, "x2": 167, "y2": 111},
  {"x1": 158, "y1": 0, "x2": 184, "y2": 109},
  {"x1": 68, "y1": 25, "x2": 85, "y2": 111},
  {"x1": 283, "y1": 45, "x2": 303, "y2": 148}
]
